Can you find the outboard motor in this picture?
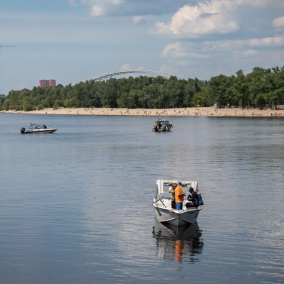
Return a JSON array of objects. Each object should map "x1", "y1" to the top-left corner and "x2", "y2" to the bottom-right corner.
[{"x1": 21, "y1": 127, "x2": 26, "y2": 134}]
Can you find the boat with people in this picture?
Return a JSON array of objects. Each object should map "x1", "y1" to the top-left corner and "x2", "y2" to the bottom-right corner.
[
  {"x1": 21, "y1": 123, "x2": 57, "y2": 134},
  {"x1": 152, "y1": 119, "x2": 173, "y2": 132},
  {"x1": 153, "y1": 179, "x2": 204, "y2": 226}
]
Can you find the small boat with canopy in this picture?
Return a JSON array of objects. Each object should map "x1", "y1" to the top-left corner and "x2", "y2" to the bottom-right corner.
[
  {"x1": 152, "y1": 119, "x2": 173, "y2": 132},
  {"x1": 153, "y1": 179, "x2": 203, "y2": 226},
  {"x1": 21, "y1": 123, "x2": 57, "y2": 134}
]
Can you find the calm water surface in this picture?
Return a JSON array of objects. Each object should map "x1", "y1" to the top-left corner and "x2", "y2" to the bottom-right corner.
[{"x1": 0, "y1": 113, "x2": 284, "y2": 283}]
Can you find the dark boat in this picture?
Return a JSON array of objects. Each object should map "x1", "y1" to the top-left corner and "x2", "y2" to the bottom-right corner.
[{"x1": 152, "y1": 119, "x2": 173, "y2": 132}]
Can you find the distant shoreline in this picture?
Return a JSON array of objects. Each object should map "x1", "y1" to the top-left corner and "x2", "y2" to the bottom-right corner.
[{"x1": 1, "y1": 107, "x2": 284, "y2": 118}]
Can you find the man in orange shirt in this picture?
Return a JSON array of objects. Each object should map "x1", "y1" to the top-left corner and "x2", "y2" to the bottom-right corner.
[{"x1": 175, "y1": 181, "x2": 185, "y2": 210}]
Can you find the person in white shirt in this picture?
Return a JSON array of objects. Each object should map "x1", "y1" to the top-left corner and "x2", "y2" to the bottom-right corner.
[{"x1": 168, "y1": 183, "x2": 177, "y2": 209}]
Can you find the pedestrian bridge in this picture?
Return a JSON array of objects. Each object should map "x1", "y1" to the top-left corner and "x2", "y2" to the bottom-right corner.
[{"x1": 91, "y1": 70, "x2": 183, "y2": 81}]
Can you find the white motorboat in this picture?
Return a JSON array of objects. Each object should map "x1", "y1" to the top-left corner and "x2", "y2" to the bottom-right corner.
[
  {"x1": 153, "y1": 179, "x2": 203, "y2": 226},
  {"x1": 21, "y1": 123, "x2": 57, "y2": 134}
]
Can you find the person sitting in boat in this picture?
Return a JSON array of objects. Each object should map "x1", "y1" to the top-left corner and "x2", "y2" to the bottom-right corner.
[
  {"x1": 175, "y1": 181, "x2": 186, "y2": 210},
  {"x1": 188, "y1": 187, "x2": 199, "y2": 207},
  {"x1": 168, "y1": 183, "x2": 177, "y2": 209},
  {"x1": 43, "y1": 124, "x2": 47, "y2": 129},
  {"x1": 154, "y1": 122, "x2": 159, "y2": 132}
]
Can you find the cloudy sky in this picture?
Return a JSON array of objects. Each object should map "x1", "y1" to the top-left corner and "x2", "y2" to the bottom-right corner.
[{"x1": 0, "y1": 0, "x2": 283, "y2": 94}]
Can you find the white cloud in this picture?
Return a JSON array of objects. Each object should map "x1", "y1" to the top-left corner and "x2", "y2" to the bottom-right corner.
[
  {"x1": 151, "y1": 0, "x2": 284, "y2": 38},
  {"x1": 84, "y1": 0, "x2": 123, "y2": 17},
  {"x1": 248, "y1": 36, "x2": 284, "y2": 47},
  {"x1": 244, "y1": 0, "x2": 271, "y2": 7},
  {"x1": 91, "y1": 5, "x2": 104, "y2": 16},
  {"x1": 273, "y1": 16, "x2": 284, "y2": 29},
  {"x1": 161, "y1": 42, "x2": 210, "y2": 58},
  {"x1": 195, "y1": 36, "x2": 284, "y2": 53},
  {"x1": 242, "y1": 49, "x2": 259, "y2": 57},
  {"x1": 68, "y1": 0, "x2": 79, "y2": 7},
  {"x1": 132, "y1": 16, "x2": 151, "y2": 25},
  {"x1": 120, "y1": 64, "x2": 145, "y2": 71},
  {"x1": 159, "y1": 63, "x2": 178, "y2": 75},
  {"x1": 161, "y1": 42, "x2": 182, "y2": 57},
  {"x1": 161, "y1": 36, "x2": 284, "y2": 62},
  {"x1": 250, "y1": 0, "x2": 284, "y2": 7},
  {"x1": 152, "y1": 0, "x2": 240, "y2": 38},
  {"x1": 120, "y1": 64, "x2": 132, "y2": 71},
  {"x1": 159, "y1": 45, "x2": 284, "y2": 81}
]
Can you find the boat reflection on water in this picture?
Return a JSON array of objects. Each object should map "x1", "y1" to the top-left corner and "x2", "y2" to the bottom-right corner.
[{"x1": 152, "y1": 219, "x2": 204, "y2": 263}]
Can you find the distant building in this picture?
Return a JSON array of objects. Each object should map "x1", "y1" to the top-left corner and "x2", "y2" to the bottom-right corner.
[{"x1": 39, "y1": 79, "x2": 56, "y2": 88}]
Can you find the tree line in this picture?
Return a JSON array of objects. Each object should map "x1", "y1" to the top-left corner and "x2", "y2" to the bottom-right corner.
[{"x1": 1, "y1": 66, "x2": 284, "y2": 111}]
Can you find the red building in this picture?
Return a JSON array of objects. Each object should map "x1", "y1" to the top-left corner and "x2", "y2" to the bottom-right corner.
[{"x1": 39, "y1": 79, "x2": 56, "y2": 88}]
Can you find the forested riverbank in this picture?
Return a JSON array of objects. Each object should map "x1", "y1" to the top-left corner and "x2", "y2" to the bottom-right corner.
[{"x1": 1, "y1": 66, "x2": 284, "y2": 111}]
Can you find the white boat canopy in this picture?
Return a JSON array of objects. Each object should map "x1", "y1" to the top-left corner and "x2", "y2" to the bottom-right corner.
[{"x1": 156, "y1": 179, "x2": 198, "y2": 196}]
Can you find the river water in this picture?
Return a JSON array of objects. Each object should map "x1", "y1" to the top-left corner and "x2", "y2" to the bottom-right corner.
[{"x1": 0, "y1": 113, "x2": 284, "y2": 283}]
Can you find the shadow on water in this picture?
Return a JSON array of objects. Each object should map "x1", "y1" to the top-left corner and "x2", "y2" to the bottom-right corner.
[{"x1": 152, "y1": 219, "x2": 204, "y2": 263}]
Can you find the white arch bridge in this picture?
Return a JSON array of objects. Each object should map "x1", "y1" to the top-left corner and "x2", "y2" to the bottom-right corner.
[{"x1": 91, "y1": 70, "x2": 183, "y2": 81}]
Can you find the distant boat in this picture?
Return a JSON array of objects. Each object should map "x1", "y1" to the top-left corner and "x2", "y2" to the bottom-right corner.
[
  {"x1": 153, "y1": 179, "x2": 203, "y2": 226},
  {"x1": 153, "y1": 119, "x2": 173, "y2": 132},
  {"x1": 21, "y1": 123, "x2": 57, "y2": 134}
]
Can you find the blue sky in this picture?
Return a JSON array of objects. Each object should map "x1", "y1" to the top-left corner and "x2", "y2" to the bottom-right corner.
[{"x1": 0, "y1": 0, "x2": 283, "y2": 95}]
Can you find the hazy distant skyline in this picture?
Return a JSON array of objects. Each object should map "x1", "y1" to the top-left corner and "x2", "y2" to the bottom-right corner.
[{"x1": 0, "y1": 0, "x2": 283, "y2": 95}]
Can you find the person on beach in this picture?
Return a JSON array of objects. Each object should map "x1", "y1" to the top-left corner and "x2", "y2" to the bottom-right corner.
[
  {"x1": 168, "y1": 183, "x2": 177, "y2": 209},
  {"x1": 175, "y1": 181, "x2": 186, "y2": 210}
]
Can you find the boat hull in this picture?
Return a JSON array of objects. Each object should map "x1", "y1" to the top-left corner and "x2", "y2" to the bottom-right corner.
[
  {"x1": 152, "y1": 125, "x2": 172, "y2": 132},
  {"x1": 22, "y1": 128, "x2": 57, "y2": 134},
  {"x1": 154, "y1": 206, "x2": 201, "y2": 226}
]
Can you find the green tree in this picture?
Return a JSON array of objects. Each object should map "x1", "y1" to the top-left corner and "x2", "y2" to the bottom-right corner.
[{"x1": 3, "y1": 99, "x2": 10, "y2": 110}]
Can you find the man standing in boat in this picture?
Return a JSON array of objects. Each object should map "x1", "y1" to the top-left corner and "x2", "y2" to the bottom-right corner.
[
  {"x1": 175, "y1": 181, "x2": 186, "y2": 210},
  {"x1": 168, "y1": 183, "x2": 177, "y2": 209}
]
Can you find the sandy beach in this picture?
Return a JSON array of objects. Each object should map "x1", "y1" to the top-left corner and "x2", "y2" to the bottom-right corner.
[{"x1": 1, "y1": 107, "x2": 284, "y2": 117}]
